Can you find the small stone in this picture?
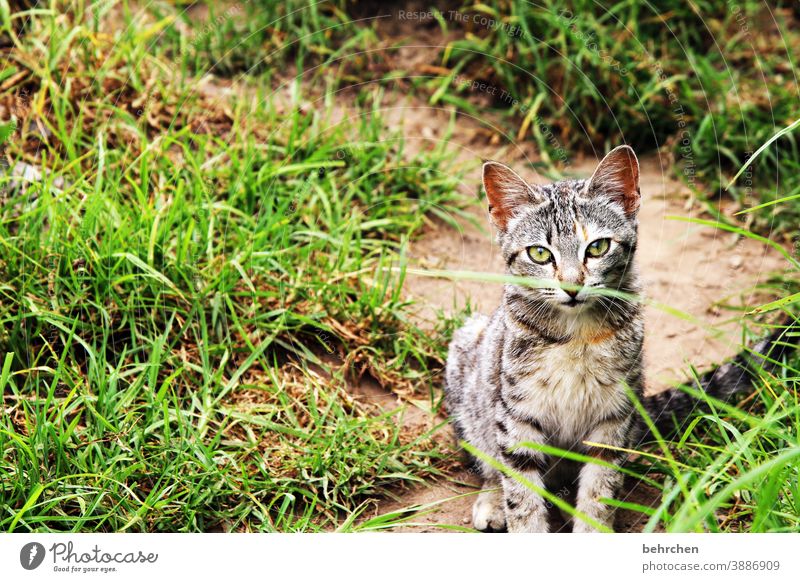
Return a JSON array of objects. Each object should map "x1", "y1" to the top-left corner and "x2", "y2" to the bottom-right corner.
[{"x1": 729, "y1": 255, "x2": 743, "y2": 269}]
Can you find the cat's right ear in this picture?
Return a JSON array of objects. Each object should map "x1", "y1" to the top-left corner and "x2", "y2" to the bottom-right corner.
[
  {"x1": 584, "y1": 145, "x2": 640, "y2": 217},
  {"x1": 482, "y1": 161, "x2": 542, "y2": 230}
]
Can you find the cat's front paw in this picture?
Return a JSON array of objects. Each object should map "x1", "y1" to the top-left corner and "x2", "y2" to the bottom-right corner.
[
  {"x1": 572, "y1": 518, "x2": 613, "y2": 533},
  {"x1": 472, "y1": 490, "x2": 506, "y2": 532},
  {"x1": 506, "y1": 512, "x2": 550, "y2": 533}
]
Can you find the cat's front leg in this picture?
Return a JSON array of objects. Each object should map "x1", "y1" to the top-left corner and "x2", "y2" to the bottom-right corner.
[
  {"x1": 573, "y1": 416, "x2": 631, "y2": 533},
  {"x1": 499, "y1": 449, "x2": 550, "y2": 532},
  {"x1": 497, "y1": 405, "x2": 551, "y2": 532}
]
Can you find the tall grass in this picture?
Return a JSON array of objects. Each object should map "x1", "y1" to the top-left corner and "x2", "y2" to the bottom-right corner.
[
  {"x1": 423, "y1": 0, "x2": 800, "y2": 232},
  {"x1": 0, "y1": 3, "x2": 464, "y2": 532}
]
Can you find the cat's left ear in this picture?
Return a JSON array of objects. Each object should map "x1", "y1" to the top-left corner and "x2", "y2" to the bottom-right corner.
[
  {"x1": 584, "y1": 145, "x2": 640, "y2": 217},
  {"x1": 482, "y1": 161, "x2": 543, "y2": 230}
]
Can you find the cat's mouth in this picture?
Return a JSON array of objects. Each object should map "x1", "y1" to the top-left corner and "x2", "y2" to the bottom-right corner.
[{"x1": 561, "y1": 297, "x2": 585, "y2": 308}]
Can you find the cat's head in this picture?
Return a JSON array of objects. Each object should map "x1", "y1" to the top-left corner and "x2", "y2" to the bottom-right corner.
[{"x1": 483, "y1": 146, "x2": 641, "y2": 315}]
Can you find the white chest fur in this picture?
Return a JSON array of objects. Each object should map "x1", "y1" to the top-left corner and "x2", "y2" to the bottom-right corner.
[{"x1": 508, "y1": 338, "x2": 630, "y2": 447}]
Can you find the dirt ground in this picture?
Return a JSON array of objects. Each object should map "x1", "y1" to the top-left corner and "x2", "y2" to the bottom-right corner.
[{"x1": 358, "y1": 97, "x2": 787, "y2": 533}]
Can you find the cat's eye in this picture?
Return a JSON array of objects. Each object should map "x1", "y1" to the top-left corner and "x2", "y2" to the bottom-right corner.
[
  {"x1": 586, "y1": 238, "x2": 611, "y2": 258},
  {"x1": 527, "y1": 246, "x2": 552, "y2": 264}
]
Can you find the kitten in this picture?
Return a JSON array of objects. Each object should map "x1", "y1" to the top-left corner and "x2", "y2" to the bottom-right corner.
[{"x1": 445, "y1": 146, "x2": 792, "y2": 533}]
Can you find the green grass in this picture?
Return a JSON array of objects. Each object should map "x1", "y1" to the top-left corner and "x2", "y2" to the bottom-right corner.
[
  {"x1": 148, "y1": 0, "x2": 379, "y2": 78},
  {"x1": 0, "y1": 2, "x2": 466, "y2": 532},
  {"x1": 418, "y1": 0, "x2": 800, "y2": 233},
  {"x1": 1, "y1": 0, "x2": 800, "y2": 534},
  {"x1": 634, "y1": 369, "x2": 800, "y2": 533},
  {"x1": 626, "y1": 116, "x2": 800, "y2": 533}
]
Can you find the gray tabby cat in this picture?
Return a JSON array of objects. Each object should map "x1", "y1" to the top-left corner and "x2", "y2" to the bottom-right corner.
[{"x1": 445, "y1": 146, "x2": 792, "y2": 533}]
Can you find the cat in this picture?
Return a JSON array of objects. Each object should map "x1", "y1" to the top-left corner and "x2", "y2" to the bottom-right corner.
[{"x1": 445, "y1": 146, "x2": 793, "y2": 533}]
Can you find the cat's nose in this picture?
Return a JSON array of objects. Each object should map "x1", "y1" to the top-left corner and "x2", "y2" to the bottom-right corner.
[{"x1": 565, "y1": 289, "x2": 579, "y2": 299}]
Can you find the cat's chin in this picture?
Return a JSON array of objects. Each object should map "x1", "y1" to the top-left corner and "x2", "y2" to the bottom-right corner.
[
  {"x1": 552, "y1": 300, "x2": 605, "y2": 328},
  {"x1": 553, "y1": 299, "x2": 590, "y2": 313}
]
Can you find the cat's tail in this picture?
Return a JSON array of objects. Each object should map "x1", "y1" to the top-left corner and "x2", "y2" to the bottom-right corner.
[{"x1": 640, "y1": 318, "x2": 798, "y2": 440}]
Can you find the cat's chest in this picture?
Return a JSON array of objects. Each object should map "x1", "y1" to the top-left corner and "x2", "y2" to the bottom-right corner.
[{"x1": 503, "y1": 338, "x2": 629, "y2": 441}]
